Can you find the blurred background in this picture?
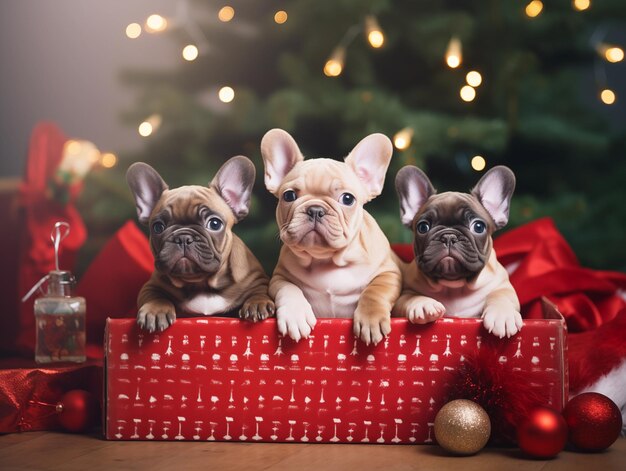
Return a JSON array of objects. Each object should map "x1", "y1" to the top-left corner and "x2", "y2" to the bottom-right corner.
[{"x1": 1, "y1": 0, "x2": 625, "y2": 274}]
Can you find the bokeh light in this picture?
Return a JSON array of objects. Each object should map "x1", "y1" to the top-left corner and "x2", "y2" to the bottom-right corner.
[
  {"x1": 274, "y1": 11, "x2": 288, "y2": 24},
  {"x1": 445, "y1": 37, "x2": 462, "y2": 68},
  {"x1": 471, "y1": 155, "x2": 486, "y2": 171},
  {"x1": 600, "y1": 89, "x2": 616, "y2": 105},
  {"x1": 573, "y1": 0, "x2": 591, "y2": 11},
  {"x1": 218, "y1": 86, "x2": 235, "y2": 103},
  {"x1": 100, "y1": 153, "x2": 118, "y2": 168},
  {"x1": 138, "y1": 122, "x2": 153, "y2": 137},
  {"x1": 218, "y1": 6, "x2": 235, "y2": 22},
  {"x1": 125, "y1": 23, "x2": 142, "y2": 39},
  {"x1": 393, "y1": 128, "x2": 414, "y2": 150},
  {"x1": 466, "y1": 71, "x2": 482, "y2": 87},
  {"x1": 182, "y1": 44, "x2": 199, "y2": 61},
  {"x1": 525, "y1": 1, "x2": 544, "y2": 18},
  {"x1": 146, "y1": 14, "x2": 167, "y2": 32},
  {"x1": 604, "y1": 47, "x2": 624, "y2": 63},
  {"x1": 460, "y1": 85, "x2": 476, "y2": 102}
]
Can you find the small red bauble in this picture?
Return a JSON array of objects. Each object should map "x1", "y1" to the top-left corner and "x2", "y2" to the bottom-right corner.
[
  {"x1": 517, "y1": 406, "x2": 568, "y2": 459},
  {"x1": 56, "y1": 389, "x2": 99, "y2": 433},
  {"x1": 563, "y1": 392, "x2": 622, "y2": 451}
]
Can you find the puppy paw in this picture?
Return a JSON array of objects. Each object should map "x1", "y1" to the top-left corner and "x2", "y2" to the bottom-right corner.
[
  {"x1": 482, "y1": 307, "x2": 523, "y2": 338},
  {"x1": 353, "y1": 309, "x2": 391, "y2": 346},
  {"x1": 276, "y1": 302, "x2": 317, "y2": 342},
  {"x1": 403, "y1": 296, "x2": 445, "y2": 324},
  {"x1": 239, "y1": 295, "x2": 275, "y2": 322},
  {"x1": 137, "y1": 300, "x2": 176, "y2": 333}
]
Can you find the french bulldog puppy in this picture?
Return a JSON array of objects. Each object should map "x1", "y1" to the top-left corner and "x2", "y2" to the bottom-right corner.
[
  {"x1": 126, "y1": 156, "x2": 274, "y2": 332},
  {"x1": 393, "y1": 165, "x2": 522, "y2": 338},
  {"x1": 261, "y1": 129, "x2": 402, "y2": 345}
]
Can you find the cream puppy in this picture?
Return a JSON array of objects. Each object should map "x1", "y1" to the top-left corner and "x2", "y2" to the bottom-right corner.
[{"x1": 261, "y1": 129, "x2": 401, "y2": 345}]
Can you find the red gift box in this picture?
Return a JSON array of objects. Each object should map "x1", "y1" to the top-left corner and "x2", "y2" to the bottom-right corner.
[{"x1": 105, "y1": 301, "x2": 567, "y2": 444}]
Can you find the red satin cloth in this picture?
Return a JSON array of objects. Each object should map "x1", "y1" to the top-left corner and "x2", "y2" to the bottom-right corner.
[
  {"x1": 16, "y1": 123, "x2": 87, "y2": 354},
  {"x1": 393, "y1": 218, "x2": 626, "y2": 333},
  {"x1": 76, "y1": 220, "x2": 153, "y2": 352},
  {"x1": 495, "y1": 218, "x2": 626, "y2": 332},
  {"x1": 0, "y1": 359, "x2": 102, "y2": 433}
]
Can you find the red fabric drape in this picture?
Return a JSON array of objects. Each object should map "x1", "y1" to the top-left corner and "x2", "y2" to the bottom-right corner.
[
  {"x1": 76, "y1": 220, "x2": 153, "y2": 357},
  {"x1": 494, "y1": 218, "x2": 626, "y2": 332},
  {"x1": 16, "y1": 123, "x2": 87, "y2": 354}
]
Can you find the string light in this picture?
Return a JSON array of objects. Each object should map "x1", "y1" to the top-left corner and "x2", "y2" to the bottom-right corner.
[
  {"x1": 125, "y1": 23, "x2": 142, "y2": 39},
  {"x1": 460, "y1": 85, "x2": 476, "y2": 102},
  {"x1": 602, "y1": 46, "x2": 624, "y2": 63},
  {"x1": 218, "y1": 6, "x2": 235, "y2": 22},
  {"x1": 324, "y1": 47, "x2": 346, "y2": 77},
  {"x1": 100, "y1": 153, "x2": 118, "y2": 169},
  {"x1": 365, "y1": 15, "x2": 384, "y2": 49},
  {"x1": 274, "y1": 10, "x2": 288, "y2": 24},
  {"x1": 60, "y1": 140, "x2": 100, "y2": 179},
  {"x1": 218, "y1": 86, "x2": 235, "y2": 103},
  {"x1": 393, "y1": 128, "x2": 414, "y2": 150},
  {"x1": 466, "y1": 71, "x2": 482, "y2": 87},
  {"x1": 182, "y1": 44, "x2": 199, "y2": 61},
  {"x1": 525, "y1": 1, "x2": 544, "y2": 18},
  {"x1": 600, "y1": 89, "x2": 616, "y2": 105},
  {"x1": 445, "y1": 37, "x2": 462, "y2": 68},
  {"x1": 573, "y1": 0, "x2": 591, "y2": 11},
  {"x1": 138, "y1": 114, "x2": 162, "y2": 137},
  {"x1": 66, "y1": 140, "x2": 82, "y2": 155},
  {"x1": 138, "y1": 122, "x2": 152, "y2": 137},
  {"x1": 145, "y1": 14, "x2": 167, "y2": 33},
  {"x1": 471, "y1": 156, "x2": 486, "y2": 171}
]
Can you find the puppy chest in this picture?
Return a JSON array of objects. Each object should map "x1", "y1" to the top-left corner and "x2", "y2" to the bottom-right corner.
[
  {"x1": 180, "y1": 294, "x2": 232, "y2": 316},
  {"x1": 301, "y1": 266, "x2": 372, "y2": 318}
]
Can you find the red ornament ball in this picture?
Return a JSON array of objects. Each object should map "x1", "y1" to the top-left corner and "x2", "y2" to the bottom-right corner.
[
  {"x1": 563, "y1": 392, "x2": 622, "y2": 451},
  {"x1": 56, "y1": 390, "x2": 99, "y2": 433},
  {"x1": 517, "y1": 406, "x2": 568, "y2": 459}
]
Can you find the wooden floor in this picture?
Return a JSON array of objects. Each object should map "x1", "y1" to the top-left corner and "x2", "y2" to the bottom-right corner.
[{"x1": 0, "y1": 432, "x2": 624, "y2": 470}]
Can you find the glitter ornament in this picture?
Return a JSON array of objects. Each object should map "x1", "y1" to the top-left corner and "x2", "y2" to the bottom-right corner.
[
  {"x1": 434, "y1": 399, "x2": 491, "y2": 455},
  {"x1": 517, "y1": 406, "x2": 567, "y2": 458},
  {"x1": 563, "y1": 392, "x2": 622, "y2": 451}
]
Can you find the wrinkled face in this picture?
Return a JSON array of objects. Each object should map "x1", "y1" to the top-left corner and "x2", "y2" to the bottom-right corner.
[
  {"x1": 276, "y1": 159, "x2": 367, "y2": 258},
  {"x1": 148, "y1": 186, "x2": 234, "y2": 282},
  {"x1": 412, "y1": 192, "x2": 494, "y2": 281}
]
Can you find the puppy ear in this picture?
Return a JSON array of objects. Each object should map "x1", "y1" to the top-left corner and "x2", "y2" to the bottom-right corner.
[
  {"x1": 395, "y1": 166, "x2": 436, "y2": 228},
  {"x1": 344, "y1": 133, "x2": 393, "y2": 200},
  {"x1": 471, "y1": 166, "x2": 516, "y2": 229},
  {"x1": 210, "y1": 155, "x2": 256, "y2": 222},
  {"x1": 126, "y1": 162, "x2": 168, "y2": 225},
  {"x1": 260, "y1": 128, "x2": 304, "y2": 196}
]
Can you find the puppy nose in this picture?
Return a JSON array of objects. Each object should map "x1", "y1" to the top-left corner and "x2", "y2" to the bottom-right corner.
[
  {"x1": 174, "y1": 234, "x2": 194, "y2": 246},
  {"x1": 306, "y1": 205, "x2": 326, "y2": 220},
  {"x1": 440, "y1": 233, "x2": 458, "y2": 247}
]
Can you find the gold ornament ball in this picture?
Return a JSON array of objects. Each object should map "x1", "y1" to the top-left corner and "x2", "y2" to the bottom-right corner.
[{"x1": 434, "y1": 399, "x2": 491, "y2": 455}]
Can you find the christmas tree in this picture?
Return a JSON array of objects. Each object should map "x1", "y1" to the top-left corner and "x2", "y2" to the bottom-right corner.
[{"x1": 79, "y1": 0, "x2": 626, "y2": 273}]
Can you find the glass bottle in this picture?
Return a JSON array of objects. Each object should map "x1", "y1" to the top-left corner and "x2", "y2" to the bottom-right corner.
[{"x1": 34, "y1": 270, "x2": 86, "y2": 363}]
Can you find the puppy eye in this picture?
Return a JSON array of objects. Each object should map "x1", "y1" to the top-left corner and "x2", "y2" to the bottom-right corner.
[
  {"x1": 339, "y1": 192, "x2": 356, "y2": 206},
  {"x1": 152, "y1": 222, "x2": 166, "y2": 234},
  {"x1": 283, "y1": 190, "x2": 297, "y2": 202},
  {"x1": 471, "y1": 220, "x2": 486, "y2": 234},
  {"x1": 416, "y1": 221, "x2": 430, "y2": 234},
  {"x1": 207, "y1": 217, "x2": 223, "y2": 231}
]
